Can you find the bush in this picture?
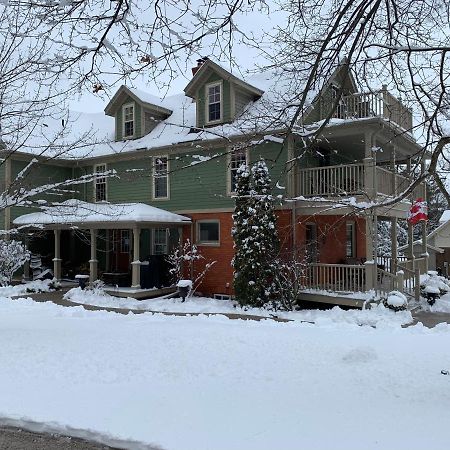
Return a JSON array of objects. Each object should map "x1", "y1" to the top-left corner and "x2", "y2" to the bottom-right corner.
[
  {"x1": 383, "y1": 290, "x2": 408, "y2": 311},
  {"x1": 0, "y1": 239, "x2": 30, "y2": 286}
]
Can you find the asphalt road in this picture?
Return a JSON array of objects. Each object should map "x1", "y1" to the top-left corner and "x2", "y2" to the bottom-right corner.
[{"x1": 0, "y1": 426, "x2": 118, "y2": 449}]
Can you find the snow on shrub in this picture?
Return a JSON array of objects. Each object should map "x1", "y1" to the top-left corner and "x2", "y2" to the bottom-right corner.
[
  {"x1": 383, "y1": 291, "x2": 408, "y2": 312},
  {"x1": 420, "y1": 271, "x2": 450, "y2": 299},
  {"x1": 0, "y1": 239, "x2": 30, "y2": 287}
]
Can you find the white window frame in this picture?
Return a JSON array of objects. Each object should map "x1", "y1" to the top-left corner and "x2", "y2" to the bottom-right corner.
[
  {"x1": 122, "y1": 102, "x2": 135, "y2": 139},
  {"x1": 152, "y1": 228, "x2": 169, "y2": 255},
  {"x1": 197, "y1": 219, "x2": 220, "y2": 246},
  {"x1": 346, "y1": 221, "x2": 356, "y2": 258},
  {"x1": 227, "y1": 147, "x2": 249, "y2": 195},
  {"x1": 94, "y1": 163, "x2": 107, "y2": 203},
  {"x1": 205, "y1": 81, "x2": 223, "y2": 125},
  {"x1": 152, "y1": 155, "x2": 170, "y2": 200}
]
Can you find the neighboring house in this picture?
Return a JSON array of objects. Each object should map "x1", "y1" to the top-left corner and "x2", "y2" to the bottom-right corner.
[{"x1": 0, "y1": 57, "x2": 430, "y2": 305}]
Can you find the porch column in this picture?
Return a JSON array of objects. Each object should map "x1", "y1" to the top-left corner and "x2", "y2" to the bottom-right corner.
[
  {"x1": 407, "y1": 222, "x2": 415, "y2": 260},
  {"x1": 365, "y1": 215, "x2": 376, "y2": 291},
  {"x1": 89, "y1": 228, "x2": 98, "y2": 283},
  {"x1": 53, "y1": 229, "x2": 62, "y2": 281},
  {"x1": 391, "y1": 217, "x2": 398, "y2": 274},
  {"x1": 131, "y1": 227, "x2": 141, "y2": 288},
  {"x1": 23, "y1": 234, "x2": 31, "y2": 281},
  {"x1": 422, "y1": 221, "x2": 429, "y2": 273}
]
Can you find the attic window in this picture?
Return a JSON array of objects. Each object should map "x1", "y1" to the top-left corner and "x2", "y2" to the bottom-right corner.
[
  {"x1": 206, "y1": 82, "x2": 222, "y2": 123},
  {"x1": 123, "y1": 103, "x2": 134, "y2": 138}
]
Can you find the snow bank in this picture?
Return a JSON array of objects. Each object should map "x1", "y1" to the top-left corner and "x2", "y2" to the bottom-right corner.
[
  {"x1": 0, "y1": 279, "x2": 54, "y2": 297},
  {"x1": 62, "y1": 287, "x2": 413, "y2": 327}
]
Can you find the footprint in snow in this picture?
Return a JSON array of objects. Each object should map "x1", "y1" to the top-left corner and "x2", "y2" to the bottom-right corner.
[{"x1": 342, "y1": 347, "x2": 378, "y2": 364}]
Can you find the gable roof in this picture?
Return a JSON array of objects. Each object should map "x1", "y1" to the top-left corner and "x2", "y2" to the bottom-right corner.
[
  {"x1": 104, "y1": 85, "x2": 173, "y2": 117},
  {"x1": 184, "y1": 58, "x2": 265, "y2": 99}
]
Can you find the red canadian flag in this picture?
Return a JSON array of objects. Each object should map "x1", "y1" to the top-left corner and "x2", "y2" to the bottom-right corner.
[{"x1": 407, "y1": 198, "x2": 428, "y2": 225}]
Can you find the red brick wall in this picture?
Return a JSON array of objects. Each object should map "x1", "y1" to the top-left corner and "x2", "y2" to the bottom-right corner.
[
  {"x1": 295, "y1": 215, "x2": 366, "y2": 263},
  {"x1": 181, "y1": 209, "x2": 293, "y2": 296},
  {"x1": 180, "y1": 211, "x2": 368, "y2": 295}
]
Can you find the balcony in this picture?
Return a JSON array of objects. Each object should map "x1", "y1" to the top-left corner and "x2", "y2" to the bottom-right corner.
[
  {"x1": 297, "y1": 161, "x2": 423, "y2": 200},
  {"x1": 319, "y1": 89, "x2": 413, "y2": 132}
]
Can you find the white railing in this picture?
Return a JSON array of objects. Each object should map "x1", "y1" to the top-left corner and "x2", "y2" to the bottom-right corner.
[
  {"x1": 302, "y1": 263, "x2": 366, "y2": 293},
  {"x1": 297, "y1": 163, "x2": 364, "y2": 197},
  {"x1": 327, "y1": 90, "x2": 413, "y2": 132},
  {"x1": 297, "y1": 162, "x2": 426, "y2": 200},
  {"x1": 376, "y1": 268, "x2": 397, "y2": 296},
  {"x1": 377, "y1": 255, "x2": 408, "y2": 273}
]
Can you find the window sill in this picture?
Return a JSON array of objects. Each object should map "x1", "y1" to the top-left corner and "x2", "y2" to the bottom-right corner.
[{"x1": 197, "y1": 242, "x2": 220, "y2": 247}]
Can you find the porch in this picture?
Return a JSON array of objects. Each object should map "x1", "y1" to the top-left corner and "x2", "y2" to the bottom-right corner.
[
  {"x1": 318, "y1": 88, "x2": 413, "y2": 132},
  {"x1": 13, "y1": 200, "x2": 191, "y2": 296}
]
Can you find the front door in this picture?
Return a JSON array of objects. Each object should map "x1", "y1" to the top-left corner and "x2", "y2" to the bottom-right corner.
[{"x1": 111, "y1": 229, "x2": 131, "y2": 272}]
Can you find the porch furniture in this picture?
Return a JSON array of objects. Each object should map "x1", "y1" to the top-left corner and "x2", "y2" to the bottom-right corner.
[{"x1": 75, "y1": 274, "x2": 89, "y2": 289}]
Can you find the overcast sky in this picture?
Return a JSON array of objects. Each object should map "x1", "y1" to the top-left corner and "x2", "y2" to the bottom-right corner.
[{"x1": 70, "y1": 3, "x2": 283, "y2": 113}]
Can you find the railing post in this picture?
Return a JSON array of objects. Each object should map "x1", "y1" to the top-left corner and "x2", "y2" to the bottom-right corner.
[
  {"x1": 365, "y1": 260, "x2": 375, "y2": 292},
  {"x1": 396, "y1": 270, "x2": 404, "y2": 293},
  {"x1": 414, "y1": 267, "x2": 421, "y2": 301}
]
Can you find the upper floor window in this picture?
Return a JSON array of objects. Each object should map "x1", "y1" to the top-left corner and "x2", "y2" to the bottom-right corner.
[
  {"x1": 229, "y1": 149, "x2": 248, "y2": 194},
  {"x1": 94, "y1": 163, "x2": 107, "y2": 202},
  {"x1": 123, "y1": 103, "x2": 134, "y2": 138},
  {"x1": 153, "y1": 156, "x2": 169, "y2": 199},
  {"x1": 206, "y1": 82, "x2": 222, "y2": 123}
]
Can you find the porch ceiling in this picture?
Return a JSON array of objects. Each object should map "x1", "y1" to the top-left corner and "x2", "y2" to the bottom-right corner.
[{"x1": 13, "y1": 199, "x2": 191, "y2": 230}]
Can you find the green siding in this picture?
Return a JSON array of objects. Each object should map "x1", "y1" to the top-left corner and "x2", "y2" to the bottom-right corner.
[
  {"x1": 80, "y1": 142, "x2": 287, "y2": 212},
  {"x1": 9, "y1": 160, "x2": 75, "y2": 223}
]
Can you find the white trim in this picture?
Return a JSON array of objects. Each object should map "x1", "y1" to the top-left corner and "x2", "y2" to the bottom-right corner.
[
  {"x1": 122, "y1": 102, "x2": 135, "y2": 139},
  {"x1": 196, "y1": 219, "x2": 220, "y2": 246},
  {"x1": 226, "y1": 147, "x2": 249, "y2": 195},
  {"x1": 152, "y1": 155, "x2": 170, "y2": 200},
  {"x1": 205, "y1": 80, "x2": 223, "y2": 125},
  {"x1": 93, "y1": 163, "x2": 108, "y2": 203}
]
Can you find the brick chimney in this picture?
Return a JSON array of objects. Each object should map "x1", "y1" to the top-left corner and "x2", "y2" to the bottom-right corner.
[{"x1": 192, "y1": 57, "x2": 207, "y2": 76}]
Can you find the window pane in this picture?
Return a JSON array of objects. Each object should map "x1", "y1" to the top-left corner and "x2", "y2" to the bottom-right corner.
[
  {"x1": 124, "y1": 105, "x2": 134, "y2": 137},
  {"x1": 346, "y1": 223, "x2": 355, "y2": 257},
  {"x1": 95, "y1": 164, "x2": 106, "y2": 202},
  {"x1": 199, "y1": 222, "x2": 219, "y2": 243},
  {"x1": 230, "y1": 150, "x2": 247, "y2": 192},
  {"x1": 154, "y1": 157, "x2": 168, "y2": 198},
  {"x1": 207, "y1": 84, "x2": 221, "y2": 122},
  {"x1": 153, "y1": 228, "x2": 168, "y2": 255}
]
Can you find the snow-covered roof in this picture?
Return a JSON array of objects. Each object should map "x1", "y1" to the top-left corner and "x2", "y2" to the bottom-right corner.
[
  {"x1": 13, "y1": 199, "x2": 191, "y2": 228},
  {"x1": 439, "y1": 210, "x2": 450, "y2": 222},
  {"x1": 5, "y1": 61, "x2": 327, "y2": 160}
]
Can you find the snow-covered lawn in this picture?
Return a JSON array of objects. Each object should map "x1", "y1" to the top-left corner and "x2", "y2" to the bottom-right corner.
[{"x1": 1, "y1": 296, "x2": 450, "y2": 450}]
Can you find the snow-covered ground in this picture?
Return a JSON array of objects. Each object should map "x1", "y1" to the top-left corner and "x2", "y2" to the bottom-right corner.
[
  {"x1": 421, "y1": 292, "x2": 450, "y2": 313},
  {"x1": 1, "y1": 295, "x2": 450, "y2": 450}
]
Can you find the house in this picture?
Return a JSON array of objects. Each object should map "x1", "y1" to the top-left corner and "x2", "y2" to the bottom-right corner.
[{"x1": 0, "y1": 57, "x2": 430, "y2": 305}]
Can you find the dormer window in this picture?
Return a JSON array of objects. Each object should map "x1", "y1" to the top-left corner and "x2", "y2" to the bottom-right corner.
[
  {"x1": 206, "y1": 82, "x2": 222, "y2": 124},
  {"x1": 123, "y1": 103, "x2": 134, "y2": 138}
]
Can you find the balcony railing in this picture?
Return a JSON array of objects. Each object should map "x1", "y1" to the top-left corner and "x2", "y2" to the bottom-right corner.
[
  {"x1": 297, "y1": 162, "x2": 424, "y2": 200},
  {"x1": 321, "y1": 89, "x2": 413, "y2": 132}
]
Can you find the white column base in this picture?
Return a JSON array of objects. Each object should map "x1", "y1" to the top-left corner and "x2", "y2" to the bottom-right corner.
[
  {"x1": 131, "y1": 260, "x2": 141, "y2": 288},
  {"x1": 52, "y1": 258, "x2": 62, "y2": 281}
]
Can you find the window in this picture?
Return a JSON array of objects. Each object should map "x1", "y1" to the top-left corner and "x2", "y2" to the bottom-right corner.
[
  {"x1": 229, "y1": 149, "x2": 248, "y2": 194},
  {"x1": 206, "y1": 82, "x2": 222, "y2": 123},
  {"x1": 305, "y1": 223, "x2": 318, "y2": 262},
  {"x1": 120, "y1": 230, "x2": 130, "y2": 253},
  {"x1": 153, "y1": 156, "x2": 169, "y2": 199},
  {"x1": 94, "y1": 164, "x2": 107, "y2": 202},
  {"x1": 123, "y1": 103, "x2": 134, "y2": 138},
  {"x1": 346, "y1": 222, "x2": 356, "y2": 258},
  {"x1": 153, "y1": 228, "x2": 168, "y2": 255},
  {"x1": 197, "y1": 220, "x2": 220, "y2": 245}
]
